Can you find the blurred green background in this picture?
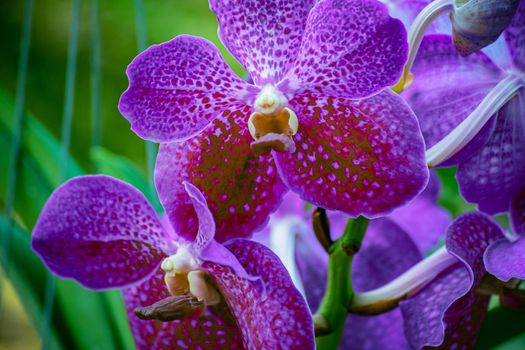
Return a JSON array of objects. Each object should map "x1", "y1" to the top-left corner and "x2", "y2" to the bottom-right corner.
[{"x1": 0, "y1": 0, "x2": 523, "y2": 349}]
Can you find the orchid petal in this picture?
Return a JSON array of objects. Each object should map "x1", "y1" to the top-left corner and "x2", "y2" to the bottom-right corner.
[
  {"x1": 273, "y1": 90, "x2": 428, "y2": 218},
  {"x1": 485, "y1": 235, "x2": 525, "y2": 281},
  {"x1": 183, "y1": 182, "x2": 215, "y2": 253},
  {"x1": 285, "y1": 0, "x2": 408, "y2": 99},
  {"x1": 345, "y1": 218, "x2": 422, "y2": 350},
  {"x1": 401, "y1": 212, "x2": 504, "y2": 349},
  {"x1": 457, "y1": 91, "x2": 525, "y2": 214},
  {"x1": 119, "y1": 35, "x2": 253, "y2": 142},
  {"x1": 389, "y1": 172, "x2": 450, "y2": 254},
  {"x1": 381, "y1": 0, "x2": 451, "y2": 33},
  {"x1": 403, "y1": 34, "x2": 504, "y2": 150},
  {"x1": 155, "y1": 106, "x2": 287, "y2": 243},
  {"x1": 209, "y1": 0, "x2": 316, "y2": 86},
  {"x1": 505, "y1": 0, "x2": 525, "y2": 71},
  {"x1": 205, "y1": 240, "x2": 315, "y2": 350},
  {"x1": 32, "y1": 175, "x2": 167, "y2": 290},
  {"x1": 122, "y1": 267, "x2": 243, "y2": 350}
]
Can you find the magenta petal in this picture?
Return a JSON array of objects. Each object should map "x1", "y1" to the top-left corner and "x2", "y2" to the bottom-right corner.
[
  {"x1": 119, "y1": 35, "x2": 253, "y2": 142},
  {"x1": 205, "y1": 240, "x2": 315, "y2": 350},
  {"x1": 403, "y1": 34, "x2": 504, "y2": 148},
  {"x1": 286, "y1": 0, "x2": 408, "y2": 99},
  {"x1": 155, "y1": 106, "x2": 287, "y2": 243},
  {"x1": 457, "y1": 92, "x2": 525, "y2": 214},
  {"x1": 183, "y1": 182, "x2": 216, "y2": 251},
  {"x1": 511, "y1": 184, "x2": 525, "y2": 235},
  {"x1": 274, "y1": 90, "x2": 428, "y2": 218},
  {"x1": 485, "y1": 235, "x2": 525, "y2": 281},
  {"x1": 401, "y1": 213, "x2": 504, "y2": 349},
  {"x1": 209, "y1": 0, "x2": 316, "y2": 86},
  {"x1": 505, "y1": 0, "x2": 525, "y2": 71},
  {"x1": 122, "y1": 267, "x2": 243, "y2": 350},
  {"x1": 384, "y1": 0, "x2": 450, "y2": 33},
  {"x1": 32, "y1": 175, "x2": 168, "y2": 290}
]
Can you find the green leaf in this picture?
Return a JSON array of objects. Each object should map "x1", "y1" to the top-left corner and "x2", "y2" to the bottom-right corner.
[
  {"x1": 0, "y1": 88, "x2": 134, "y2": 349},
  {"x1": 477, "y1": 306, "x2": 525, "y2": 349}
]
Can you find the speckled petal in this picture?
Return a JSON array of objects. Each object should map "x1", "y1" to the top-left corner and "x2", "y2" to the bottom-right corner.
[
  {"x1": 205, "y1": 240, "x2": 315, "y2": 350},
  {"x1": 183, "y1": 182, "x2": 216, "y2": 251},
  {"x1": 401, "y1": 213, "x2": 504, "y2": 349},
  {"x1": 273, "y1": 90, "x2": 428, "y2": 218},
  {"x1": 389, "y1": 172, "x2": 450, "y2": 254},
  {"x1": 32, "y1": 175, "x2": 168, "y2": 290},
  {"x1": 403, "y1": 34, "x2": 504, "y2": 149},
  {"x1": 457, "y1": 92, "x2": 525, "y2": 214},
  {"x1": 505, "y1": 0, "x2": 525, "y2": 71},
  {"x1": 122, "y1": 267, "x2": 243, "y2": 350},
  {"x1": 285, "y1": 0, "x2": 408, "y2": 99},
  {"x1": 510, "y1": 184, "x2": 525, "y2": 235},
  {"x1": 209, "y1": 0, "x2": 316, "y2": 86},
  {"x1": 155, "y1": 106, "x2": 287, "y2": 243},
  {"x1": 119, "y1": 35, "x2": 253, "y2": 143}
]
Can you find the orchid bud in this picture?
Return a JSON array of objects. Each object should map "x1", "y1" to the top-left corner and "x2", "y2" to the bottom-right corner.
[{"x1": 451, "y1": 0, "x2": 519, "y2": 55}]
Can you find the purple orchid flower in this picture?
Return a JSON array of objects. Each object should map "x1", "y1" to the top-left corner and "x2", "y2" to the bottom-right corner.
[
  {"x1": 263, "y1": 174, "x2": 522, "y2": 349},
  {"x1": 119, "y1": 0, "x2": 429, "y2": 242},
  {"x1": 31, "y1": 175, "x2": 314, "y2": 349},
  {"x1": 401, "y1": 1, "x2": 525, "y2": 215}
]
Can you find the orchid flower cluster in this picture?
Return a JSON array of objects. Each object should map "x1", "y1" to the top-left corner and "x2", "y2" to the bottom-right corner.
[{"x1": 31, "y1": 0, "x2": 525, "y2": 349}]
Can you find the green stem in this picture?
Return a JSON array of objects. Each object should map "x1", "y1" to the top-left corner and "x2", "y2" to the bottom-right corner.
[{"x1": 315, "y1": 217, "x2": 369, "y2": 350}]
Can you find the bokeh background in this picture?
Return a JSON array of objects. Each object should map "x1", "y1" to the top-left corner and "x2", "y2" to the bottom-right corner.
[{"x1": 0, "y1": 0, "x2": 523, "y2": 349}]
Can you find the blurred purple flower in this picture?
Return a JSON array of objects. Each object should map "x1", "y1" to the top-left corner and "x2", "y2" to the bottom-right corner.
[
  {"x1": 119, "y1": 0, "x2": 429, "y2": 242},
  {"x1": 32, "y1": 175, "x2": 314, "y2": 349},
  {"x1": 402, "y1": 1, "x2": 525, "y2": 215}
]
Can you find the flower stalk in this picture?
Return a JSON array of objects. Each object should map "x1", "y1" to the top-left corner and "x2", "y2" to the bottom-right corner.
[
  {"x1": 394, "y1": 0, "x2": 454, "y2": 93},
  {"x1": 314, "y1": 216, "x2": 369, "y2": 350},
  {"x1": 350, "y1": 246, "x2": 456, "y2": 314},
  {"x1": 426, "y1": 74, "x2": 524, "y2": 166}
]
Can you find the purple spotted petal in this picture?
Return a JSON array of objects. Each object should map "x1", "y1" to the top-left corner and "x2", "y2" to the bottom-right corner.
[
  {"x1": 32, "y1": 175, "x2": 168, "y2": 290},
  {"x1": 205, "y1": 240, "x2": 315, "y2": 350},
  {"x1": 484, "y1": 235, "x2": 525, "y2": 281},
  {"x1": 285, "y1": 0, "x2": 408, "y2": 99},
  {"x1": 273, "y1": 90, "x2": 428, "y2": 218},
  {"x1": 344, "y1": 218, "x2": 422, "y2": 350},
  {"x1": 183, "y1": 182, "x2": 216, "y2": 251},
  {"x1": 209, "y1": 0, "x2": 316, "y2": 86},
  {"x1": 119, "y1": 35, "x2": 253, "y2": 142},
  {"x1": 403, "y1": 34, "x2": 504, "y2": 149},
  {"x1": 505, "y1": 0, "x2": 525, "y2": 71},
  {"x1": 401, "y1": 213, "x2": 504, "y2": 349},
  {"x1": 122, "y1": 267, "x2": 243, "y2": 350},
  {"x1": 510, "y1": 184, "x2": 525, "y2": 235},
  {"x1": 155, "y1": 106, "x2": 287, "y2": 243},
  {"x1": 389, "y1": 172, "x2": 450, "y2": 253},
  {"x1": 457, "y1": 92, "x2": 525, "y2": 214}
]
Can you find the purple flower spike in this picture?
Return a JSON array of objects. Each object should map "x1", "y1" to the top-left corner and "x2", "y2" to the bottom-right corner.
[
  {"x1": 32, "y1": 175, "x2": 314, "y2": 349},
  {"x1": 122, "y1": 0, "x2": 428, "y2": 236},
  {"x1": 401, "y1": 213, "x2": 504, "y2": 349}
]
